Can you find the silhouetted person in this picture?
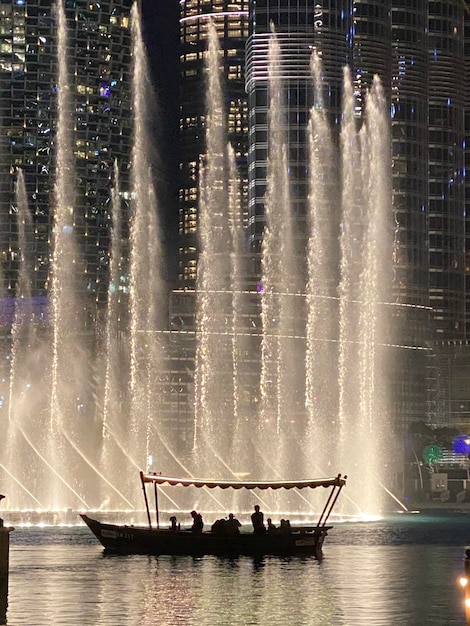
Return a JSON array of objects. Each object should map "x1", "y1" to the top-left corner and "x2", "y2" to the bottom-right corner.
[
  {"x1": 267, "y1": 518, "x2": 277, "y2": 534},
  {"x1": 251, "y1": 505, "x2": 265, "y2": 534},
  {"x1": 211, "y1": 518, "x2": 226, "y2": 535},
  {"x1": 225, "y1": 513, "x2": 242, "y2": 534},
  {"x1": 279, "y1": 519, "x2": 292, "y2": 534},
  {"x1": 169, "y1": 516, "x2": 179, "y2": 532},
  {"x1": 190, "y1": 510, "x2": 203, "y2": 533}
]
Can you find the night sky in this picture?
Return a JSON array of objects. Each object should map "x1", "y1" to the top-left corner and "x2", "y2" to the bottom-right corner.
[{"x1": 141, "y1": 1, "x2": 180, "y2": 285}]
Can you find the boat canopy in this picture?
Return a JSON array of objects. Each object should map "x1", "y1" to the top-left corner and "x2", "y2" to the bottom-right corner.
[{"x1": 141, "y1": 472, "x2": 346, "y2": 490}]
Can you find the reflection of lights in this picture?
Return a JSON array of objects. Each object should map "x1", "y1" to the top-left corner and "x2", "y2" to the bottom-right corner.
[
  {"x1": 459, "y1": 576, "x2": 468, "y2": 587},
  {"x1": 465, "y1": 597, "x2": 470, "y2": 608}
]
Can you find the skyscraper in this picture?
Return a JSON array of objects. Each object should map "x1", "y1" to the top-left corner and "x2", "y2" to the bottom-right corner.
[
  {"x1": 0, "y1": 0, "x2": 134, "y2": 303},
  {"x1": 243, "y1": 1, "x2": 469, "y2": 426},
  {"x1": 246, "y1": 1, "x2": 391, "y2": 254},
  {"x1": 427, "y1": 0, "x2": 466, "y2": 339},
  {"x1": 178, "y1": 0, "x2": 249, "y2": 287}
]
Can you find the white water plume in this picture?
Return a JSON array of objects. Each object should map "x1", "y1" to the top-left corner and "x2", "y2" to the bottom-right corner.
[
  {"x1": 190, "y1": 31, "x2": 393, "y2": 516},
  {"x1": 336, "y1": 68, "x2": 392, "y2": 512},
  {"x1": 259, "y1": 33, "x2": 303, "y2": 477},
  {"x1": 305, "y1": 51, "x2": 339, "y2": 473},
  {"x1": 99, "y1": 161, "x2": 132, "y2": 506},
  {"x1": 128, "y1": 2, "x2": 165, "y2": 483},
  {"x1": 5, "y1": 171, "x2": 47, "y2": 507},
  {"x1": 48, "y1": 0, "x2": 89, "y2": 509},
  {"x1": 194, "y1": 20, "x2": 236, "y2": 473},
  {"x1": 0, "y1": 16, "x2": 394, "y2": 519}
]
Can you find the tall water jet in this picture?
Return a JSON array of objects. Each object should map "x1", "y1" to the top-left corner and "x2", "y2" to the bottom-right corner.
[
  {"x1": 337, "y1": 69, "x2": 391, "y2": 512},
  {"x1": 128, "y1": 3, "x2": 166, "y2": 486},
  {"x1": 226, "y1": 143, "x2": 249, "y2": 472},
  {"x1": 305, "y1": 51, "x2": 339, "y2": 477},
  {"x1": 337, "y1": 67, "x2": 364, "y2": 490},
  {"x1": 191, "y1": 28, "x2": 392, "y2": 516},
  {"x1": 4, "y1": 170, "x2": 45, "y2": 508},
  {"x1": 48, "y1": 0, "x2": 89, "y2": 509},
  {"x1": 99, "y1": 162, "x2": 135, "y2": 508},
  {"x1": 259, "y1": 32, "x2": 303, "y2": 478},
  {"x1": 353, "y1": 76, "x2": 391, "y2": 511},
  {"x1": 1, "y1": 1, "x2": 170, "y2": 514},
  {"x1": 194, "y1": 20, "x2": 237, "y2": 474}
]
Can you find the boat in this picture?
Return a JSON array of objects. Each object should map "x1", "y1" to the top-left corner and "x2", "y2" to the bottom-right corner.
[{"x1": 80, "y1": 471, "x2": 346, "y2": 558}]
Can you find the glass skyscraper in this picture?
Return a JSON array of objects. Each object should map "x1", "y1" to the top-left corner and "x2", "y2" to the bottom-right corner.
[
  {"x1": 246, "y1": 1, "x2": 391, "y2": 254},
  {"x1": 0, "y1": 0, "x2": 134, "y2": 303},
  {"x1": 242, "y1": 1, "x2": 470, "y2": 432},
  {"x1": 174, "y1": 1, "x2": 468, "y2": 349},
  {"x1": 427, "y1": 0, "x2": 466, "y2": 339},
  {"x1": 178, "y1": 0, "x2": 249, "y2": 287}
]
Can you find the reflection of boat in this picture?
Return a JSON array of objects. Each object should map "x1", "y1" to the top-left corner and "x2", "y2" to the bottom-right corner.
[{"x1": 80, "y1": 471, "x2": 346, "y2": 558}]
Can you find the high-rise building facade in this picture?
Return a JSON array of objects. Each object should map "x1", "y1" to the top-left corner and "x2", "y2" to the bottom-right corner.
[
  {"x1": 242, "y1": 1, "x2": 470, "y2": 432},
  {"x1": 427, "y1": 1, "x2": 466, "y2": 339},
  {"x1": 178, "y1": 0, "x2": 249, "y2": 287},
  {"x1": 246, "y1": 1, "x2": 468, "y2": 332},
  {"x1": 246, "y1": 1, "x2": 392, "y2": 255},
  {"x1": 0, "y1": 0, "x2": 134, "y2": 303}
]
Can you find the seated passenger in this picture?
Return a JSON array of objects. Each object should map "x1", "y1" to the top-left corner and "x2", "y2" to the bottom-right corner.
[
  {"x1": 266, "y1": 518, "x2": 277, "y2": 534},
  {"x1": 279, "y1": 519, "x2": 292, "y2": 534},
  {"x1": 211, "y1": 518, "x2": 226, "y2": 535},
  {"x1": 225, "y1": 513, "x2": 242, "y2": 534},
  {"x1": 190, "y1": 510, "x2": 204, "y2": 533}
]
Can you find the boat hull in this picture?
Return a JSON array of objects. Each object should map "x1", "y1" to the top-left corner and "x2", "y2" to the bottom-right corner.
[{"x1": 80, "y1": 514, "x2": 330, "y2": 557}]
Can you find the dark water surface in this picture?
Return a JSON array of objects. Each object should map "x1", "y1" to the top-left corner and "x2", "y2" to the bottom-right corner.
[{"x1": 5, "y1": 512, "x2": 470, "y2": 625}]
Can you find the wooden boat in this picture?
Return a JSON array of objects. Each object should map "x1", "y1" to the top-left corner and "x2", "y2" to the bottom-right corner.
[{"x1": 80, "y1": 471, "x2": 346, "y2": 558}]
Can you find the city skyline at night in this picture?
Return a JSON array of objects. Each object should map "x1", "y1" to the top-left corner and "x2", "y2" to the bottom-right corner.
[
  {"x1": 144, "y1": 2, "x2": 470, "y2": 439},
  {"x1": 0, "y1": 1, "x2": 469, "y2": 507}
]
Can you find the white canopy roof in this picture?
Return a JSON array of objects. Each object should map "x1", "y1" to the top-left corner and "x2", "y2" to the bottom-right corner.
[{"x1": 141, "y1": 472, "x2": 346, "y2": 490}]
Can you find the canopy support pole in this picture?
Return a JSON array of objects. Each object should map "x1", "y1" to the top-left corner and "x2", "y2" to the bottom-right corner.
[
  {"x1": 140, "y1": 471, "x2": 152, "y2": 529},
  {"x1": 154, "y1": 481, "x2": 160, "y2": 529},
  {"x1": 316, "y1": 474, "x2": 345, "y2": 529},
  {"x1": 322, "y1": 481, "x2": 345, "y2": 527}
]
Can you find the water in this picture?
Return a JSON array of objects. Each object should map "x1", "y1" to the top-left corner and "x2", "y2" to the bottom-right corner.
[
  {"x1": 2, "y1": 1, "x2": 167, "y2": 512},
  {"x1": 192, "y1": 30, "x2": 393, "y2": 516},
  {"x1": 5, "y1": 515, "x2": 470, "y2": 625},
  {"x1": 194, "y1": 19, "x2": 238, "y2": 470},
  {"x1": 2, "y1": 14, "x2": 393, "y2": 519}
]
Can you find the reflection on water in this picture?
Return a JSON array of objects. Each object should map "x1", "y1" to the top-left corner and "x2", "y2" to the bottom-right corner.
[{"x1": 6, "y1": 516, "x2": 470, "y2": 625}]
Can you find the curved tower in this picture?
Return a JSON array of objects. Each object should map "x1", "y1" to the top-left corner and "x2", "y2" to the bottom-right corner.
[
  {"x1": 246, "y1": 1, "x2": 392, "y2": 255},
  {"x1": 428, "y1": 0, "x2": 466, "y2": 339}
]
